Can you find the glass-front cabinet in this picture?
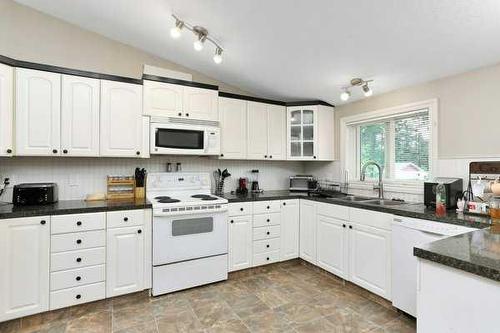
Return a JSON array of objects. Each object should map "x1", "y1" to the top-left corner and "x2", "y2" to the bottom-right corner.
[{"x1": 286, "y1": 104, "x2": 335, "y2": 161}]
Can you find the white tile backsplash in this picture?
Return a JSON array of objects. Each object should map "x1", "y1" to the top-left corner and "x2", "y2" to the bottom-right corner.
[{"x1": 0, "y1": 156, "x2": 305, "y2": 202}]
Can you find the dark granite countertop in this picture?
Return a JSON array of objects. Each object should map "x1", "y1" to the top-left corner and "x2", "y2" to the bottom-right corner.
[
  {"x1": 414, "y1": 226, "x2": 500, "y2": 282},
  {"x1": 0, "y1": 199, "x2": 152, "y2": 219},
  {"x1": 219, "y1": 190, "x2": 309, "y2": 202}
]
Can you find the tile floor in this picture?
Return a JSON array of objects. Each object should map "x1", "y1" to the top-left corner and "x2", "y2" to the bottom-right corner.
[{"x1": 0, "y1": 260, "x2": 416, "y2": 333}]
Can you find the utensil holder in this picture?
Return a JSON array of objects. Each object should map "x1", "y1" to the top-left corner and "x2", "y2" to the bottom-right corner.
[{"x1": 215, "y1": 180, "x2": 225, "y2": 195}]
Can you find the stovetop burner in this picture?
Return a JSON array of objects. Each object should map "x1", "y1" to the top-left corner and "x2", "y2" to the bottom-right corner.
[
  {"x1": 191, "y1": 194, "x2": 211, "y2": 198},
  {"x1": 157, "y1": 198, "x2": 181, "y2": 203},
  {"x1": 155, "y1": 196, "x2": 171, "y2": 200}
]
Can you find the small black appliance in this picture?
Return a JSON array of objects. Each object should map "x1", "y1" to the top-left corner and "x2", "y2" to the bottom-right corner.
[
  {"x1": 13, "y1": 183, "x2": 58, "y2": 206},
  {"x1": 424, "y1": 178, "x2": 463, "y2": 208}
]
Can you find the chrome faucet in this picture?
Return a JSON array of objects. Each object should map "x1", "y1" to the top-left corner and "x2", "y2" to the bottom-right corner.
[{"x1": 360, "y1": 161, "x2": 384, "y2": 199}]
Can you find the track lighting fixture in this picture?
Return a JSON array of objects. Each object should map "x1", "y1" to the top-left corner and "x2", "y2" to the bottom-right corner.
[
  {"x1": 170, "y1": 14, "x2": 224, "y2": 64},
  {"x1": 340, "y1": 78, "x2": 374, "y2": 101}
]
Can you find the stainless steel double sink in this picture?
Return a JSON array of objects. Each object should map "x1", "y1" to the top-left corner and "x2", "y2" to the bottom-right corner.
[{"x1": 329, "y1": 195, "x2": 406, "y2": 207}]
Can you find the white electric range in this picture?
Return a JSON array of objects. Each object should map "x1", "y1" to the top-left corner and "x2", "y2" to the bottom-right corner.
[{"x1": 147, "y1": 172, "x2": 228, "y2": 296}]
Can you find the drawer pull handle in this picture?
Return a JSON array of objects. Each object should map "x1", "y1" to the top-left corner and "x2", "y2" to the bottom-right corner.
[
  {"x1": 76, "y1": 221, "x2": 82, "y2": 226},
  {"x1": 40, "y1": 220, "x2": 46, "y2": 225},
  {"x1": 138, "y1": 229, "x2": 142, "y2": 234},
  {"x1": 266, "y1": 244, "x2": 270, "y2": 248},
  {"x1": 76, "y1": 276, "x2": 81, "y2": 281},
  {"x1": 266, "y1": 231, "x2": 270, "y2": 235},
  {"x1": 76, "y1": 239, "x2": 82, "y2": 244},
  {"x1": 76, "y1": 257, "x2": 82, "y2": 263},
  {"x1": 76, "y1": 294, "x2": 81, "y2": 300},
  {"x1": 124, "y1": 217, "x2": 129, "y2": 222}
]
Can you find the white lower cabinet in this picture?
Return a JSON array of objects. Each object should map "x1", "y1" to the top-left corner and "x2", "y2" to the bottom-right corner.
[
  {"x1": 299, "y1": 200, "x2": 317, "y2": 264},
  {"x1": 349, "y1": 223, "x2": 391, "y2": 299},
  {"x1": 106, "y1": 226, "x2": 144, "y2": 297},
  {"x1": 228, "y1": 215, "x2": 253, "y2": 272},
  {"x1": 317, "y1": 214, "x2": 348, "y2": 279},
  {"x1": 280, "y1": 199, "x2": 300, "y2": 261},
  {"x1": 0, "y1": 216, "x2": 50, "y2": 322}
]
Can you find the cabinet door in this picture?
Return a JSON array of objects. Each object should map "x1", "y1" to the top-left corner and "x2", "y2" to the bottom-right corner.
[
  {"x1": 280, "y1": 200, "x2": 300, "y2": 261},
  {"x1": 0, "y1": 63, "x2": 13, "y2": 156},
  {"x1": 349, "y1": 223, "x2": 392, "y2": 300},
  {"x1": 16, "y1": 68, "x2": 61, "y2": 156},
  {"x1": 183, "y1": 86, "x2": 218, "y2": 120},
  {"x1": 61, "y1": 75, "x2": 100, "y2": 156},
  {"x1": 247, "y1": 101, "x2": 268, "y2": 160},
  {"x1": 317, "y1": 215, "x2": 348, "y2": 279},
  {"x1": 0, "y1": 216, "x2": 50, "y2": 322},
  {"x1": 219, "y1": 97, "x2": 247, "y2": 159},
  {"x1": 267, "y1": 104, "x2": 286, "y2": 160},
  {"x1": 143, "y1": 80, "x2": 183, "y2": 117},
  {"x1": 299, "y1": 200, "x2": 317, "y2": 264},
  {"x1": 228, "y1": 215, "x2": 252, "y2": 271},
  {"x1": 107, "y1": 226, "x2": 144, "y2": 297},
  {"x1": 287, "y1": 106, "x2": 317, "y2": 160},
  {"x1": 100, "y1": 80, "x2": 143, "y2": 157}
]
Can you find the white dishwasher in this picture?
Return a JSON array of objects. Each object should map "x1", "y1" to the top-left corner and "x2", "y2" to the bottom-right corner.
[{"x1": 391, "y1": 216, "x2": 475, "y2": 317}]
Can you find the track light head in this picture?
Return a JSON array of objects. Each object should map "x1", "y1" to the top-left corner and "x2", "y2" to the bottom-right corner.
[
  {"x1": 193, "y1": 26, "x2": 208, "y2": 51},
  {"x1": 340, "y1": 90, "x2": 351, "y2": 101},
  {"x1": 170, "y1": 18, "x2": 184, "y2": 39},
  {"x1": 213, "y1": 47, "x2": 223, "y2": 64},
  {"x1": 362, "y1": 83, "x2": 373, "y2": 97}
]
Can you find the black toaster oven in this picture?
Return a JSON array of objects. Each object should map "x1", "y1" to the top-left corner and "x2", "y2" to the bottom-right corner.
[{"x1": 13, "y1": 183, "x2": 58, "y2": 206}]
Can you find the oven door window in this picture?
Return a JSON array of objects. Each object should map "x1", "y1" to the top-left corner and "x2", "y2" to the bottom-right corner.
[
  {"x1": 172, "y1": 217, "x2": 214, "y2": 236},
  {"x1": 155, "y1": 128, "x2": 204, "y2": 149}
]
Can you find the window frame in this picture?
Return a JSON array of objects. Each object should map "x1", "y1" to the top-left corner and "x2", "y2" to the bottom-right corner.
[{"x1": 340, "y1": 99, "x2": 438, "y2": 189}]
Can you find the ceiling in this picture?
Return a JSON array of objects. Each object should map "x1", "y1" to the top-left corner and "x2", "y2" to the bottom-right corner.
[{"x1": 14, "y1": 0, "x2": 500, "y2": 105}]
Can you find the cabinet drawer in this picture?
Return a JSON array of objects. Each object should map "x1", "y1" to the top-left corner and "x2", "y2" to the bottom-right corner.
[
  {"x1": 51, "y1": 230, "x2": 105, "y2": 253},
  {"x1": 316, "y1": 202, "x2": 349, "y2": 221},
  {"x1": 50, "y1": 265, "x2": 105, "y2": 291},
  {"x1": 253, "y1": 250, "x2": 280, "y2": 267},
  {"x1": 350, "y1": 208, "x2": 392, "y2": 231},
  {"x1": 51, "y1": 247, "x2": 105, "y2": 272},
  {"x1": 228, "y1": 202, "x2": 253, "y2": 216},
  {"x1": 253, "y1": 212, "x2": 281, "y2": 227},
  {"x1": 50, "y1": 282, "x2": 105, "y2": 310},
  {"x1": 253, "y1": 201, "x2": 281, "y2": 214},
  {"x1": 51, "y1": 213, "x2": 105, "y2": 234},
  {"x1": 253, "y1": 238, "x2": 280, "y2": 254},
  {"x1": 107, "y1": 209, "x2": 144, "y2": 228},
  {"x1": 253, "y1": 225, "x2": 280, "y2": 240}
]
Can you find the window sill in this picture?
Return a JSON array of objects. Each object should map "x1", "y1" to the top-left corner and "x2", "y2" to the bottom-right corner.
[{"x1": 348, "y1": 180, "x2": 424, "y2": 195}]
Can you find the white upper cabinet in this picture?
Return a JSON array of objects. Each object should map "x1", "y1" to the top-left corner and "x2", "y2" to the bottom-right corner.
[
  {"x1": 183, "y1": 86, "x2": 218, "y2": 121},
  {"x1": 246, "y1": 101, "x2": 287, "y2": 160},
  {"x1": 143, "y1": 80, "x2": 218, "y2": 121},
  {"x1": 286, "y1": 105, "x2": 334, "y2": 161},
  {"x1": 0, "y1": 63, "x2": 13, "y2": 156},
  {"x1": 0, "y1": 216, "x2": 50, "y2": 322},
  {"x1": 61, "y1": 75, "x2": 100, "y2": 156},
  {"x1": 100, "y1": 80, "x2": 143, "y2": 157},
  {"x1": 16, "y1": 68, "x2": 61, "y2": 156},
  {"x1": 247, "y1": 101, "x2": 269, "y2": 160},
  {"x1": 143, "y1": 80, "x2": 183, "y2": 118},
  {"x1": 267, "y1": 104, "x2": 286, "y2": 160},
  {"x1": 219, "y1": 97, "x2": 247, "y2": 159}
]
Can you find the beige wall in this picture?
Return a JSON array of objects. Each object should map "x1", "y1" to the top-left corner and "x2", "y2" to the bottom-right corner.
[
  {"x1": 335, "y1": 62, "x2": 500, "y2": 159},
  {"x1": 0, "y1": 0, "x2": 248, "y2": 94}
]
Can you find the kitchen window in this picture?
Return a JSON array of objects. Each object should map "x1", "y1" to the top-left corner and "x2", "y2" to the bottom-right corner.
[{"x1": 341, "y1": 99, "x2": 437, "y2": 185}]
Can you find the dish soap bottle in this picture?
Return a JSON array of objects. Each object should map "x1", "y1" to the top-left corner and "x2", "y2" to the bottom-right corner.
[{"x1": 435, "y1": 183, "x2": 447, "y2": 217}]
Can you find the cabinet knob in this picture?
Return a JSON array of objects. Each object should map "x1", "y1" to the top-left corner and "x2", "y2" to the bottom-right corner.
[
  {"x1": 266, "y1": 244, "x2": 270, "y2": 248},
  {"x1": 75, "y1": 294, "x2": 81, "y2": 300},
  {"x1": 63, "y1": 149, "x2": 68, "y2": 154},
  {"x1": 186, "y1": 113, "x2": 189, "y2": 117},
  {"x1": 264, "y1": 155, "x2": 267, "y2": 158},
  {"x1": 76, "y1": 276, "x2": 81, "y2": 281},
  {"x1": 76, "y1": 257, "x2": 82, "y2": 262},
  {"x1": 123, "y1": 217, "x2": 129, "y2": 222},
  {"x1": 313, "y1": 156, "x2": 317, "y2": 159},
  {"x1": 6, "y1": 148, "x2": 12, "y2": 154},
  {"x1": 266, "y1": 206, "x2": 270, "y2": 209},
  {"x1": 52, "y1": 149, "x2": 58, "y2": 154},
  {"x1": 266, "y1": 219, "x2": 270, "y2": 222},
  {"x1": 230, "y1": 220, "x2": 234, "y2": 223},
  {"x1": 76, "y1": 239, "x2": 82, "y2": 244},
  {"x1": 178, "y1": 112, "x2": 182, "y2": 116},
  {"x1": 220, "y1": 154, "x2": 224, "y2": 157},
  {"x1": 40, "y1": 220, "x2": 46, "y2": 225},
  {"x1": 266, "y1": 231, "x2": 270, "y2": 235},
  {"x1": 269, "y1": 155, "x2": 273, "y2": 159},
  {"x1": 283, "y1": 202, "x2": 286, "y2": 206},
  {"x1": 349, "y1": 225, "x2": 353, "y2": 229},
  {"x1": 266, "y1": 257, "x2": 270, "y2": 261},
  {"x1": 137, "y1": 229, "x2": 142, "y2": 234},
  {"x1": 76, "y1": 221, "x2": 82, "y2": 226},
  {"x1": 136, "y1": 151, "x2": 140, "y2": 156},
  {"x1": 240, "y1": 208, "x2": 244, "y2": 211},
  {"x1": 343, "y1": 224, "x2": 346, "y2": 228}
]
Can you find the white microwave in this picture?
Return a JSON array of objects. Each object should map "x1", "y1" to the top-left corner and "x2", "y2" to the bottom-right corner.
[{"x1": 150, "y1": 117, "x2": 220, "y2": 156}]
